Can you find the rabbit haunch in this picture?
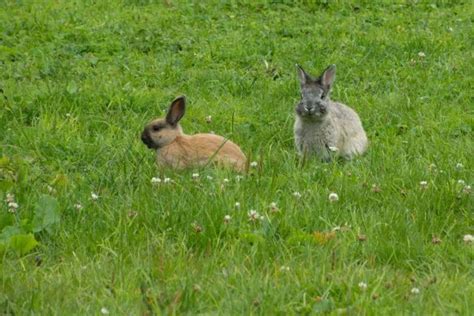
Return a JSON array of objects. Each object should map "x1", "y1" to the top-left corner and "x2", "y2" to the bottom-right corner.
[
  {"x1": 294, "y1": 64, "x2": 368, "y2": 161},
  {"x1": 141, "y1": 96, "x2": 246, "y2": 172}
]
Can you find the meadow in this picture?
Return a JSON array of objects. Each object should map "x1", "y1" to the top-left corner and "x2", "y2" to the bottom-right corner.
[{"x1": 0, "y1": 0, "x2": 473, "y2": 314}]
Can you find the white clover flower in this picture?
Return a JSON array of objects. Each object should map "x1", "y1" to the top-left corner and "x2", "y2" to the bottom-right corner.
[
  {"x1": 163, "y1": 177, "x2": 171, "y2": 183},
  {"x1": 74, "y1": 203, "x2": 83, "y2": 211},
  {"x1": 205, "y1": 115, "x2": 212, "y2": 123},
  {"x1": 448, "y1": 27, "x2": 453, "y2": 32},
  {"x1": 7, "y1": 202, "x2": 18, "y2": 213},
  {"x1": 463, "y1": 234, "x2": 474, "y2": 243},
  {"x1": 192, "y1": 173, "x2": 199, "y2": 179},
  {"x1": 328, "y1": 192, "x2": 339, "y2": 202},
  {"x1": 410, "y1": 287, "x2": 420, "y2": 295},
  {"x1": 371, "y1": 184, "x2": 382, "y2": 193},
  {"x1": 293, "y1": 191, "x2": 302, "y2": 199},
  {"x1": 418, "y1": 52, "x2": 426, "y2": 58},
  {"x1": 65, "y1": 113, "x2": 72, "y2": 117},
  {"x1": 47, "y1": 185, "x2": 56, "y2": 193},
  {"x1": 235, "y1": 175, "x2": 244, "y2": 182},
  {"x1": 270, "y1": 202, "x2": 278, "y2": 210},
  {"x1": 206, "y1": 175, "x2": 213, "y2": 180},
  {"x1": 91, "y1": 192, "x2": 99, "y2": 200},
  {"x1": 455, "y1": 163, "x2": 463, "y2": 169},
  {"x1": 223, "y1": 178, "x2": 230, "y2": 183},
  {"x1": 192, "y1": 222, "x2": 203, "y2": 233},
  {"x1": 457, "y1": 179, "x2": 465, "y2": 186},
  {"x1": 419, "y1": 181, "x2": 428, "y2": 189},
  {"x1": 358, "y1": 282, "x2": 367, "y2": 290},
  {"x1": 280, "y1": 266, "x2": 290, "y2": 272},
  {"x1": 224, "y1": 215, "x2": 231, "y2": 223},
  {"x1": 235, "y1": 202, "x2": 241, "y2": 209},
  {"x1": 100, "y1": 307, "x2": 110, "y2": 315},
  {"x1": 250, "y1": 161, "x2": 258, "y2": 168},
  {"x1": 248, "y1": 209, "x2": 260, "y2": 222},
  {"x1": 5, "y1": 193, "x2": 15, "y2": 203},
  {"x1": 151, "y1": 177, "x2": 162, "y2": 184},
  {"x1": 462, "y1": 185, "x2": 471, "y2": 194}
]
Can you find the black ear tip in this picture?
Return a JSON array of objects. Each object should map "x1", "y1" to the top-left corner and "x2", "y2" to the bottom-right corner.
[{"x1": 175, "y1": 95, "x2": 186, "y2": 103}]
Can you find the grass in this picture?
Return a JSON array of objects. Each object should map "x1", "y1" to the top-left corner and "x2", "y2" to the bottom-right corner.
[{"x1": 1, "y1": 0, "x2": 473, "y2": 314}]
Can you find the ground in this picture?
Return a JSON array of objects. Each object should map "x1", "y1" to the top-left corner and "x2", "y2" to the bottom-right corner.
[{"x1": 0, "y1": 0, "x2": 473, "y2": 314}]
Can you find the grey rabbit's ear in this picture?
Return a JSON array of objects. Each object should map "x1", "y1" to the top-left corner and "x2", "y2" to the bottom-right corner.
[
  {"x1": 296, "y1": 64, "x2": 312, "y2": 85},
  {"x1": 321, "y1": 64, "x2": 336, "y2": 89},
  {"x1": 166, "y1": 96, "x2": 186, "y2": 126}
]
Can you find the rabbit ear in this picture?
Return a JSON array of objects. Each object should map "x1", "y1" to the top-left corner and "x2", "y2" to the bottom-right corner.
[
  {"x1": 296, "y1": 64, "x2": 312, "y2": 85},
  {"x1": 166, "y1": 96, "x2": 186, "y2": 126},
  {"x1": 321, "y1": 64, "x2": 336, "y2": 88}
]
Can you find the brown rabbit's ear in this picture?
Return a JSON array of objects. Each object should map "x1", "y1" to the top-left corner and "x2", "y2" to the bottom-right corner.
[
  {"x1": 321, "y1": 64, "x2": 336, "y2": 89},
  {"x1": 166, "y1": 96, "x2": 186, "y2": 126},
  {"x1": 296, "y1": 64, "x2": 312, "y2": 86}
]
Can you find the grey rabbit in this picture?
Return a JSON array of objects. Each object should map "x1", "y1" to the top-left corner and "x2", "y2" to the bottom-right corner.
[{"x1": 294, "y1": 64, "x2": 368, "y2": 161}]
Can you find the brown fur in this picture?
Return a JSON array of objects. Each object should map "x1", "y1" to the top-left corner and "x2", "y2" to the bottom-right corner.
[
  {"x1": 157, "y1": 134, "x2": 246, "y2": 171},
  {"x1": 141, "y1": 96, "x2": 247, "y2": 172}
]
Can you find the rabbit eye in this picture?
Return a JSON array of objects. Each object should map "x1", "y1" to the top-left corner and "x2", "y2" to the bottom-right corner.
[{"x1": 152, "y1": 125, "x2": 162, "y2": 132}]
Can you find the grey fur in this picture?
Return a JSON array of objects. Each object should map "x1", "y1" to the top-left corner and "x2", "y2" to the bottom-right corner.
[{"x1": 294, "y1": 64, "x2": 368, "y2": 161}]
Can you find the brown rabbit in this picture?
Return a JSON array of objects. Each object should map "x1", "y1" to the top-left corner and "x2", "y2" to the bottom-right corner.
[{"x1": 141, "y1": 96, "x2": 247, "y2": 172}]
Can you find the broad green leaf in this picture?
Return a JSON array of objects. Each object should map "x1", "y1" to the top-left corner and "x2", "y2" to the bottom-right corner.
[
  {"x1": 9, "y1": 234, "x2": 38, "y2": 256},
  {"x1": 32, "y1": 195, "x2": 60, "y2": 234},
  {"x1": 66, "y1": 81, "x2": 78, "y2": 94},
  {"x1": 312, "y1": 299, "x2": 335, "y2": 313},
  {"x1": 0, "y1": 226, "x2": 22, "y2": 242}
]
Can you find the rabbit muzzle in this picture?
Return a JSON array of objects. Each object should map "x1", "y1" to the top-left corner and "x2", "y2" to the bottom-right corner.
[
  {"x1": 300, "y1": 104, "x2": 326, "y2": 118},
  {"x1": 141, "y1": 130, "x2": 156, "y2": 149}
]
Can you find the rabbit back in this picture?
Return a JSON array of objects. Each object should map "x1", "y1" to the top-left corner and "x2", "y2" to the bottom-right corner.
[
  {"x1": 332, "y1": 102, "x2": 368, "y2": 159},
  {"x1": 156, "y1": 133, "x2": 247, "y2": 171}
]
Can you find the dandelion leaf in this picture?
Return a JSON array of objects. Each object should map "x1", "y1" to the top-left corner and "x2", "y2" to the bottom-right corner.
[
  {"x1": 32, "y1": 195, "x2": 60, "y2": 234},
  {"x1": 9, "y1": 233, "x2": 39, "y2": 256}
]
